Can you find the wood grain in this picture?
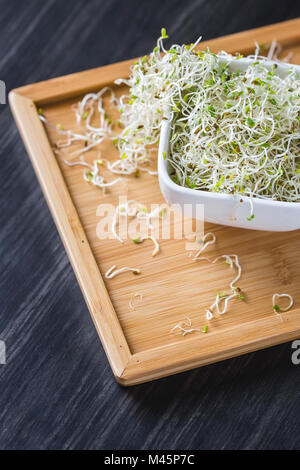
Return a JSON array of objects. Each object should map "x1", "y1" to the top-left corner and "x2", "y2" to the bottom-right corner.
[
  {"x1": 2, "y1": 0, "x2": 300, "y2": 450},
  {"x1": 9, "y1": 18, "x2": 300, "y2": 386}
]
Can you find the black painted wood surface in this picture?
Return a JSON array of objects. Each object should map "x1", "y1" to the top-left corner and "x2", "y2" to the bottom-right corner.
[{"x1": 1, "y1": 0, "x2": 300, "y2": 450}]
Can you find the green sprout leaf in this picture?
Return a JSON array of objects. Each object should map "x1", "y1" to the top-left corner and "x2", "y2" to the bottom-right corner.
[
  {"x1": 161, "y1": 28, "x2": 168, "y2": 39},
  {"x1": 185, "y1": 178, "x2": 197, "y2": 189},
  {"x1": 214, "y1": 174, "x2": 225, "y2": 191},
  {"x1": 207, "y1": 105, "x2": 215, "y2": 116},
  {"x1": 217, "y1": 291, "x2": 228, "y2": 298},
  {"x1": 268, "y1": 97, "x2": 278, "y2": 106},
  {"x1": 132, "y1": 238, "x2": 143, "y2": 244},
  {"x1": 247, "y1": 117, "x2": 255, "y2": 128}
]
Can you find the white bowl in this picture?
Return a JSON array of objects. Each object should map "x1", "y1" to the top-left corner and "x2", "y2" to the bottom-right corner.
[{"x1": 158, "y1": 57, "x2": 300, "y2": 231}]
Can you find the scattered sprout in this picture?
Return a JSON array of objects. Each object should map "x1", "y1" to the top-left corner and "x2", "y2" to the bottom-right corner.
[
  {"x1": 272, "y1": 293, "x2": 294, "y2": 320},
  {"x1": 105, "y1": 265, "x2": 141, "y2": 279},
  {"x1": 70, "y1": 160, "x2": 123, "y2": 192},
  {"x1": 195, "y1": 238, "x2": 243, "y2": 320},
  {"x1": 132, "y1": 236, "x2": 160, "y2": 256},
  {"x1": 129, "y1": 293, "x2": 144, "y2": 310},
  {"x1": 193, "y1": 232, "x2": 216, "y2": 260}
]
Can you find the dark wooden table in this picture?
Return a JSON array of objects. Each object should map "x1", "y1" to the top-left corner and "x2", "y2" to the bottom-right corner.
[{"x1": 1, "y1": 0, "x2": 300, "y2": 450}]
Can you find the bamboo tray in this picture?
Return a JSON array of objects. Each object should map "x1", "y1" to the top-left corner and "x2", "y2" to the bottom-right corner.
[{"x1": 10, "y1": 18, "x2": 300, "y2": 385}]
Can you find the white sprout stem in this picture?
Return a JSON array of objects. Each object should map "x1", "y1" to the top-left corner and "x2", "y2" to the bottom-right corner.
[
  {"x1": 248, "y1": 196, "x2": 254, "y2": 219},
  {"x1": 182, "y1": 328, "x2": 201, "y2": 336},
  {"x1": 111, "y1": 200, "x2": 150, "y2": 243},
  {"x1": 84, "y1": 173, "x2": 123, "y2": 188},
  {"x1": 64, "y1": 158, "x2": 124, "y2": 192},
  {"x1": 171, "y1": 317, "x2": 201, "y2": 336},
  {"x1": 129, "y1": 293, "x2": 144, "y2": 310},
  {"x1": 63, "y1": 159, "x2": 92, "y2": 169},
  {"x1": 136, "y1": 205, "x2": 167, "y2": 230},
  {"x1": 105, "y1": 265, "x2": 141, "y2": 279},
  {"x1": 206, "y1": 290, "x2": 239, "y2": 319},
  {"x1": 267, "y1": 40, "x2": 278, "y2": 61},
  {"x1": 206, "y1": 309, "x2": 214, "y2": 321},
  {"x1": 195, "y1": 253, "x2": 242, "y2": 290},
  {"x1": 193, "y1": 232, "x2": 216, "y2": 259},
  {"x1": 111, "y1": 200, "x2": 167, "y2": 244},
  {"x1": 194, "y1": 233, "x2": 243, "y2": 319},
  {"x1": 149, "y1": 236, "x2": 160, "y2": 257},
  {"x1": 138, "y1": 236, "x2": 160, "y2": 257},
  {"x1": 215, "y1": 292, "x2": 238, "y2": 315},
  {"x1": 78, "y1": 159, "x2": 124, "y2": 192},
  {"x1": 229, "y1": 254, "x2": 242, "y2": 289},
  {"x1": 272, "y1": 293, "x2": 294, "y2": 312}
]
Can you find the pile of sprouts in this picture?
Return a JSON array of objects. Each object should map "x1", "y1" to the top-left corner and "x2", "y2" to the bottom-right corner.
[
  {"x1": 168, "y1": 56, "x2": 300, "y2": 202},
  {"x1": 191, "y1": 232, "x2": 244, "y2": 322},
  {"x1": 42, "y1": 29, "x2": 300, "y2": 202},
  {"x1": 171, "y1": 317, "x2": 208, "y2": 337},
  {"x1": 117, "y1": 29, "x2": 300, "y2": 203}
]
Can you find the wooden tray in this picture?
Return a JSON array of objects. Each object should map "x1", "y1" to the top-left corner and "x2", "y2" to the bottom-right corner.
[{"x1": 10, "y1": 18, "x2": 300, "y2": 385}]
